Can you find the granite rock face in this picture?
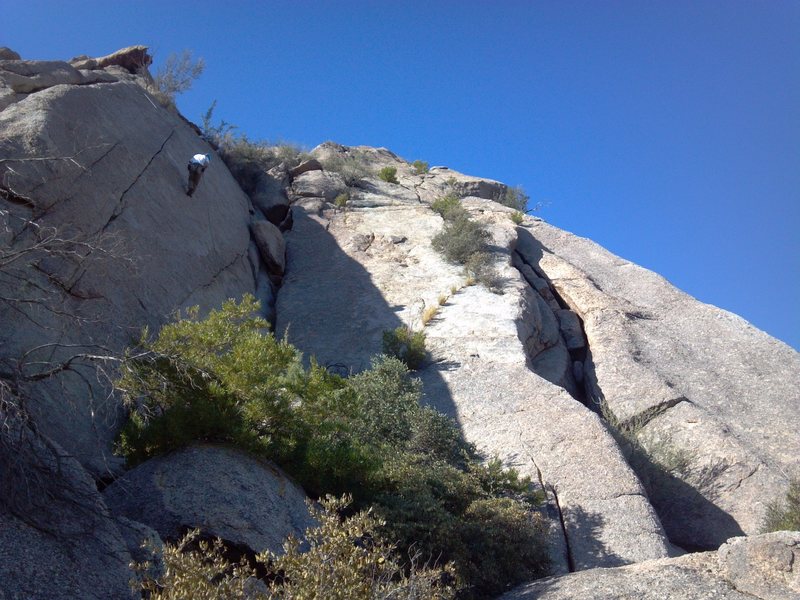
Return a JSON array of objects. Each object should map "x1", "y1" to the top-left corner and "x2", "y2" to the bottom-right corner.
[
  {"x1": 103, "y1": 444, "x2": 316, "y2": 554},
  {"x1": 0, "y1": 49, "x2": 256, "y2": 476},
  {"x1": 0, "y1": 404, "x2": 136, "y2": 600},
  {"x1": 516, "y1": 220, "x2": 800, "y2": 549},
  {"x1": 501, "y1": 532, "x2": 800, "y2": 600},
  {"x1": 275, "y1": 147, "x2": 673, "y2": 571}
]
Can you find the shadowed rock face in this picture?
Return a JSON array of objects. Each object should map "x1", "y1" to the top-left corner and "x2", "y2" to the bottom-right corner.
[
  {"x1": 516, "y1": 221, "x2": 800, "y2": 549},
  {"x1": 275, "y1": 146, "x2": 672, "y2": 572},
  {"x1": 1, "y1": 54, "x2": 256, "y2": 476},
  {"x1": 501, "y1": 531, "x2": 800, "y2": 600}
]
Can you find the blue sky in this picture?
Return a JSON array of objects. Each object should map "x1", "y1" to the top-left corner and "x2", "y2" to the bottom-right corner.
[{"x1": 5, "y1": 1, "x2": 799, "y2": 349}]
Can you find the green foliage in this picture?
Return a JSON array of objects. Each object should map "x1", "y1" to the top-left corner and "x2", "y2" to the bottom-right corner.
[
  {"x1": 322, "y1": 152, "x2": 373, "y2": 186},
  {"x1": 132, "y1": 496, "x2": 457, "y2": 600},
  {"x1": 382, "y1": 327, "x2": 427, "y2": 370},
  {"x1": 431, "y1": 194, "x2": 468, "y2": 222},
  {"x1": 378, "y1": 166, "x2": 399, "y2": 184},
  {"x1": 763, "y1": 479, "x2": 800, "y2": 533},
  {"x1": 200, "y1": 102, "x2": 307, "y2": 193},
  {"x1": 510, "y1": 211, "x2": 525, "y2": 225},
  {"x1": 432, "y1": 215, "x2": 490, "y2": 266},
  {"x1": 334, "y1": 192, "x2": 349, "y2": 209},
  {"x1": 497, "y1": 185, "x2": 529, "y2": 212},
  {"x1": 117, "y1": 301, "x2": 549, "y2": 598},
  {"x1": 152, "y1": 49, "x2": 205, "y2": 106},
  {"x1": 412, "y1": 160, "x2": 430, "y2": 175}
]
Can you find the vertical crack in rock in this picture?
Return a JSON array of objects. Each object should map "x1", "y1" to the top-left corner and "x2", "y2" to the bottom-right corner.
[
  {"x1": 549, "y1": 486, "x2": 576, "y2": 573},
  {"x1": 102, "y1": 129, "x2": 175, "y2": 232},
  {"x1": 512, "y1": 250, "x2": 587, "y2": 404},
  {"x1": 521, "y1": 440, "x2": 574, "y2": 573}
]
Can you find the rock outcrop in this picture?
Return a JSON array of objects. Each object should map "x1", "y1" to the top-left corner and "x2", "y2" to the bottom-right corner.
[
  {"x1": 501, "y1": 531, "x2": 800, "y2": 600},
  {"x1": 276, "y1": 144, "x2": 673, "y2": 572},
  {"x1": 0, "y1": 48, "x2": 257, "y2": 476},
  {"x1": 2, "y1": 46, "x2": 797, "y2": 600},
  {"x1": 517, "y1": 222, "x2": 800, "y2": 549},
  {"x1": 103, "y1": 444, "x2": 316, "y2": 555}
]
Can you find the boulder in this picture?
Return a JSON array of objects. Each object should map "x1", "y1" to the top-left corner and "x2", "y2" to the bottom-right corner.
[
  {"x1": 419, "y1": 166, "x2": 507, "y2": 203},
  {"x1": 0, "y1": 409, "x2": 135, "y2": 599},
  {"x1": 0, "y1": 60, "x2": 97, "y2": 93},
  {"x1": 501, "y1": 532, "x2": 800, "y2": 600},
  {"x1": 251, "y1": 164, "x2": 291, "y2": 225},
  {"x1": 556, "y1": 309, "x2": 585, "y2": 351},
  {"x1": 69, "y1": 45, "x2": 152, "y2": 74},
  {"x1": 251, "y1": 219, "x2": 286, "y2": 276},
  {"x1": 0, "y1": 73, "x2": 256, "y2": 476},
  {"x1": 291, "y1": 169, "x2": 347, "y2": 202},
  {"x1": 0, "y1": 47, "x2": 21, "y2": 60},
  {"x1": 103, "y1": 444, "x2": 316, "y2": 554},
  {"x1": 516, "y1": 221, "x2": 800, "y2": 549},
  {"x1": 288, "y1": 157, "x2": 323, "y2": 177}
]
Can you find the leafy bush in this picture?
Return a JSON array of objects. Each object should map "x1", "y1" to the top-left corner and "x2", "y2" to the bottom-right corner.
[
  {"x1": 497, "y1": 185, "x2": 529, "y2": 212},
  {"x1": 151, "y1": 49, "x2": 205, "y2": 107},
  {"x1": 763, "y1": 479, "x2": 800, "y2": 533},
  {"x1": 200, "y1": 102, "x2": 306, "y2": 193},
  {"x1": 117, "y1": 300, "x2": 549, "y2": 598},
  {"x1": 382, "y1": 326, "x2": 427, "y2": 370},
  {"x1": 431, "y1": 194, "x2": 468, "y2": 222},
  {"x1": 378, "y1": 166, "x2": 399, "y2": 184},
  {"x1": 431, "y1": 215, "x2": 490, "y2": 265},
  {"x1": 510, "y1": 211, "x2": 524, "y2": 225},
  {"x1": 412, "y1": 160, "x2": 429, "y2": 175},
  {"x1": 334, "y1": 192, "x2": 349, "y2": 209},
  {"x1": 132, "y1": 495, "x2": 457, "y2": 600}
]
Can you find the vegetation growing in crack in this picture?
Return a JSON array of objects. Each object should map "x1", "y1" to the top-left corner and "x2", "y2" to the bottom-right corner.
[
  {"x1": 382, "y1": 326, "x2": 427, "y2": 370},
  {"x1": 149, "y1": 49, "x2": 205, "y2": 110},
  {"x1": 200, "y1": 101, "x2": 308, "y2": 194},
  {"x1": 495, "y1": 185, "x2": 529, "y2": 212},
  {"x1": 320, "y1": 150, "x2": 374, "y2": 186},
  {"x1": 430, "y1": 196, "x2": 502, "y2": 292},
  {"x1": 762, "y1": 479, "x2": 800, "y2": 533},
  {"x1": 599, "y1": 400, "x2": 728, "y2": 528},
  {"x1": 116, "y1": 296, "x2": 549, "y2": 598},
  {"x1": 378, "y1": 166, "x2": 399, "y2": 184},
  {"x1": 412, "y1": 160, "x2": 430, "y2": 175}
]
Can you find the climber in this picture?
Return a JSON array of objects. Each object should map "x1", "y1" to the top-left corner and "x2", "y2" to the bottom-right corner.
[{"x1": 186, "y1": 153, "x2": 211, "y2": 197}]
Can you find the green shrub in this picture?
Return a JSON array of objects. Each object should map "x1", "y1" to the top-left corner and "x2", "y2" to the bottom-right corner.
[
  {"x1": 334, "y1": 191, "x2": 349, "y2": 209},
  {"x1": 132, "y1": 496, "x2": 457, "y2": 600},
  {"x1": 431, "y1": 193, "x2": 468, "y2": 222},
  {"x1": 117, "y1": 300, "x2": 549, "y2": 598},
  {"x1": 200, "y1": 102, "x2": 306, "y2": 193},
  {"x1": 510, "y1": 211, "x2": 524, "y2": 224},
  {"x1": 432, "y1": 215, "x2": 490, "y2": 265},
  {"x1": 498, "y1": 185, "x2": 529, "y2": 212},
  {"x1": 151, "y1": 49, "x2": 204, "y2": 108},
  {"x1": 382, "y1": 326, "x2": 427, "y2": 370},
  {"x1": 378, "y1": 166, "x2": 399, "y2": 184},
  {"x1": 322, "y1": 152, "x2": 373, "y2": 186},
  {"x1": 412, "y1": 160, "x2": 429, "y2": 174},
  {"x1": 763, "y1": 480, "x2": 800, "y2": 533}
]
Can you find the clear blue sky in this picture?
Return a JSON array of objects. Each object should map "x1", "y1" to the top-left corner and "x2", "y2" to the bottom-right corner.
[{"x1": 6, "y1": 1, "x2": 799, "y2": 350}]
